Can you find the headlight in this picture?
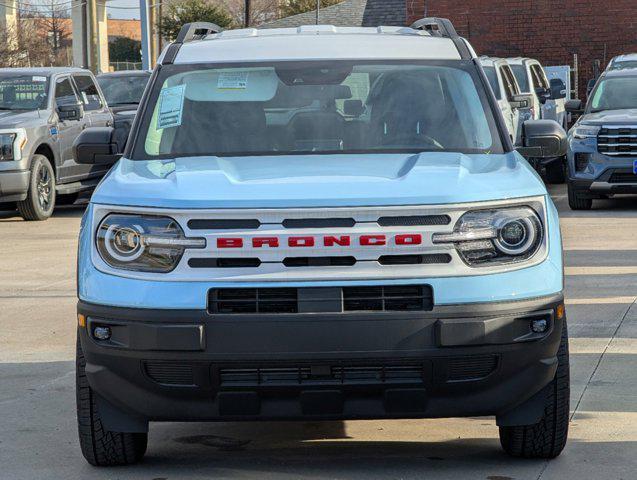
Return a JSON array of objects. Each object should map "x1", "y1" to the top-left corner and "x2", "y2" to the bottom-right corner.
[
  {"x1": 96, "y1": 214, "x2": 205, "y2": 272},
  {"x1": 0, "y1": 133, "x2": 16, "y2": 161},
  {"x1": 572, "y1": 124, "x2": 600, "y2": 139},
  {"x1": 432, "y1": 207, "x2": 543, "y2": 266}
]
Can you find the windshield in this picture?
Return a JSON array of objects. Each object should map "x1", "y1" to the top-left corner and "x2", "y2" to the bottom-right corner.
[
  {"x1": 133, "y1": 60, "x2": 503, "y2": 159},
  {"x1": 0, "y1": 75, "x2": 48, "y2": 110},
  {"x1": 590, "y1": 77, "x2": 637, "y2": 112},
  {"x1": 510, "y1": 65, "x2": 530, "y2": 93},
  {"x1": 609, "y1": 60, "x2": 637, "y2": 71},
  {"x1": 482, "y1": 66, "x2": 501, "y2": 99},
  {"x1": 98, "y1": 74, "x2": 149, "y2": 106}
]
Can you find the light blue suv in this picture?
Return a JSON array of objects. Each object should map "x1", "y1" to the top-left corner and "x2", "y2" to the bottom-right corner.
[{"x1": 73, "y1": 19, "x2": 569, "y2": 466}]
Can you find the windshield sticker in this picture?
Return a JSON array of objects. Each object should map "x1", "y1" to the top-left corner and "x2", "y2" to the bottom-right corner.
[
  {"x1": 217, "y1": 72, "x2": 249, "y2": 90},
  {"x1": 32, "y1": 76, "x2": 47, "y2": 82},
  {"x1": 157, "y1": 85, "x2": 185, "y2": 129}
]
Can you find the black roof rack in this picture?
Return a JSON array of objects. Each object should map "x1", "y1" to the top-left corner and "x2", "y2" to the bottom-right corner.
[
  {"x1": 410, "y1": 17, "x2": 459, "y2": 38},
  {"x1": 162, "y1": 22, "x2": 223, "y2": 65},
  {"x1": 410, "y1": 17, "x2": 471, "y2": 60},
  {"x1": 175, "y1": 22, "x2": 223, "y2": 43}
]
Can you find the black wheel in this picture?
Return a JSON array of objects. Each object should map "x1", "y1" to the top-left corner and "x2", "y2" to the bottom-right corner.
[
  {"x1": 567, "y1": 182, "x2": 592, "y2": 210},
  {"x1": 76, "y1": 335, "x2": 147, "y2": 466},
  {"x1": 545, "y1": 159, "x2": 566, "y2": 184},
  {"x1": 499, "y1": 322, "x2": 570, "y2": 459},
  {"x1": 17, "y1": 154, "x2": 56, "y2": 221}
]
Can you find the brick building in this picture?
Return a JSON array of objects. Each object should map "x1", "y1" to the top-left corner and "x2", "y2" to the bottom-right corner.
[{"x1": 408, "y1": 1, "x2": 637, "y2": 97}]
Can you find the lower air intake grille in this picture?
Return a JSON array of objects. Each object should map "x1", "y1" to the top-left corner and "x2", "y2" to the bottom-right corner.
[
  {"x1": 219, "y1": 364, "x2": 425, "y2": 387},
  {"x1": 144, "y1": 362, "x2": 195, "y2": 386},
  {"x1": 608, "y1": 172, "x2": 637, "y2": 184},
  {"x1": 446, "y1": 355, "x2": 498, "y2": 382},
  {"x1": 208, "y1": 285, "x2": 433, "y2": 314}
]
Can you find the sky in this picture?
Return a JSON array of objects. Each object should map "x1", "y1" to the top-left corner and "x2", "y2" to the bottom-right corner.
[{"x1": 106, "y1": 0, "x2": 142, "y2": 20}]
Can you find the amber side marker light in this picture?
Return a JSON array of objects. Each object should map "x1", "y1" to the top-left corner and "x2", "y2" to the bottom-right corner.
[
  {"x1": 556, "y1": 303, "x2": 565, "y2": 320},
  {"x1": 77, "y1": 314, "x2": 86, "y2": 328}
]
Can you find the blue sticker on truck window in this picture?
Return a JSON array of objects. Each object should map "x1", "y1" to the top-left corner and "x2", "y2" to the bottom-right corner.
[
  {"x1": 633, "y1": 160, "x2": 637, "y2": 175},
  {"x1": 157, "y1": 85, "x2": 185, "y2": 129}
]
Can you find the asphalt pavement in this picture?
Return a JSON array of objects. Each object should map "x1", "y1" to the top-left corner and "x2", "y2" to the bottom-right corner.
[{"x1": 1, "y1": 184, "x2": 636, "y2": 480}]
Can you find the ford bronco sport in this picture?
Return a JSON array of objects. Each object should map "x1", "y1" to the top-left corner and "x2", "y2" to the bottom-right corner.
[
  {"x1": 74, "y1": 19, "x2": 569, "y2": 466},
  {"x1": 0, "y1": 67, "x2": 112, "y2": 220}
]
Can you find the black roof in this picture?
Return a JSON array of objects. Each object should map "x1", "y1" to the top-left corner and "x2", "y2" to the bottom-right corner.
[{"x1": 261, "y1": 0, "x2": 406, "y2": 29}]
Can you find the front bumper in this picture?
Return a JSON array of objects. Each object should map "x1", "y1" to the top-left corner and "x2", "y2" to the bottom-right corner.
[
  {"x1": 0, "y1": 169, "x2": 29, "y2": 202},
  {"x1": 78, "y1": 293, "x2": 565, "y2": 429},
  {"x1": 570, "y1": 167, "x2": 637, "y2": 195}
]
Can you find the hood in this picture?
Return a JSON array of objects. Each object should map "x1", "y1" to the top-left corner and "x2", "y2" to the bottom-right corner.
[
  {"x1": 0, "y1": 109, "x2": 42, "y2": 127},
  {"x1": 580, "y1": 109, "x2": 637, "y2": 125},
  {"x1": 92, "y1": 152, "x2": 547, "y2": 209}
]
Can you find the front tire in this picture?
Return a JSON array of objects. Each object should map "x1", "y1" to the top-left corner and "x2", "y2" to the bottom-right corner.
[
  {"x1": 17, "y1": 154, "x2": 56, "y2": 221},
  {"x1": 499, "y1": 322, "x2": 570, "y2": 459},
  {"x1": 76, "y1": 335, "x2": 147, "y2": 466},
  {"x1": 567, "y1": 182, "x2": 592, "y2": 210}
]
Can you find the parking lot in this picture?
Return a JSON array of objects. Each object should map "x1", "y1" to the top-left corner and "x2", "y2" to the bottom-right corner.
[{"x1": 0, "y1": 184, "x2": 634, "y2": 480}]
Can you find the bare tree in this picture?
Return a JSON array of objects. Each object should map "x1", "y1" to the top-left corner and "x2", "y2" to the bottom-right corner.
[
  {"x1": 33, "y1": 0, "x2": 71, "y2": 58},
  {"x1": 221, "y1": 0, "x2": 281, "y2": 27}
]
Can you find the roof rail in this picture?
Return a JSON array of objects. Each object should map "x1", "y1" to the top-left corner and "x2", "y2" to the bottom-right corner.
[
  {"x1": 410, "y1": 17, "x2": 458, "y2": 38},
  {"x1": 162, "y1": 22, "x2": 223, "y2": 65},
  {"x1": 175, "y1": 22, "x2": 223, "y2": 43}
]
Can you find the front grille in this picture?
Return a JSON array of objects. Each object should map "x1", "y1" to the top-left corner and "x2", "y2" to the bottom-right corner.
[
  {"x1": 208, "y1": 285, "x2": 433, "y2": 314},
  {"x1": 283, "y1": 256, "x2": 357, "y2": 267},
  {"x1": 598, "y1": 127, "x2": 637, "y2": 156},
  {"x1": 377, "y1": 215, "x2": 450, "y2": 226},
  {"x1": 144, "y1": 362, "x2": 195, "y2": 386},
  {"x1": 378, "y1": 254, "x2": 452, "y2": 265},
  {"x1": 219, "y1": 364, "x2": 425, "y2": 387},
  {"x1": 608, "y1": 172, "x2": 637, "y2": 184},
  {"x1": 446, "y1": 355, "x2": 498, "y2": 382}
]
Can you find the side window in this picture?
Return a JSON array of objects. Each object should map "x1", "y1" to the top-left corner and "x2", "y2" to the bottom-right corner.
[
  {"x1": 530, "y1": 65, "x2": 548, "y2": 90},
  {"x1": 73, "y1": 75, "x2": 102, "y2": 111},
  {"x1": 55, "y1": 77, "x2": 79, "y2": 107},
  {"x1": 501, "y1": 66, "x2": 520, "y2": 99},
  {"x1": 498, "y1": 67, "x2": 514, "y2": 101}
]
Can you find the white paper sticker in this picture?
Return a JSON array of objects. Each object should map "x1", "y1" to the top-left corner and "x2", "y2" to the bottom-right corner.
[
  {"x1": 217, "y1": 72, "x2": 249, "y2": 90},
  {"x1": 32, "y1": 76, "x2": 47, "y2": 82},
  {"x1": 157, "y1": 85, "x2": 185, "y2": 129}
]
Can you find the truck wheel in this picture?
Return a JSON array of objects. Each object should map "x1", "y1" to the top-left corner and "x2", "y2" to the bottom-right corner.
[
  {"x1": 499, "y1": 322, "x2": 570, "y2": 459},
  {"x1": 17, "y1": 154, "x2": 56, "y2": 221},
  {"x1": 545, "y1": 160, "x2": 565, "y2": 184},
  {"x1": 567, "y1": 183, "x2": 592, "y2": 210},
  {"x1": 76, "y1": 336, "x2": 147, "y2": 466}
]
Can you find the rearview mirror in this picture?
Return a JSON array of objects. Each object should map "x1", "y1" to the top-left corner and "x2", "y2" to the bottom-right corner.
[
  {"x1": 517, "y1": 120, "x2": 567, "y2": 159},
  {"x1": 57, "y1": 102, "x2": 84, "y2": 121},
  {"x1": 565, "y1": 99, "x2": 583, "y2": 113},
  {"x1": 510, "y1": 93, "x2": 533, "y2": 109},
  {"x1": 549, "y1": 78, "x2": 567, "y2": 100},
  {"x1": 343, "y1": 99, "x2": 364, "y2": 117},
  {"x1": 73, "y1": 127, "x2": 121, "y2": 165}
]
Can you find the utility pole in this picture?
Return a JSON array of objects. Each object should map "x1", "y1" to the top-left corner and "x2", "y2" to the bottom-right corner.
[
  {"x1": 316, "y1": 0, "x2": 320, "y2": 24},
  {"x1": 87, "y1": 0, "x2": 99, "y2": 72},
  {"x1": 140, "y1": 0, "x2": 151, "y2": 70},
  {"x1": 148, "y1": 0, "x2": 156, "y2": 67},
  {"x1": 244, "y1": 0, "x2": 251, "y2": 28}
]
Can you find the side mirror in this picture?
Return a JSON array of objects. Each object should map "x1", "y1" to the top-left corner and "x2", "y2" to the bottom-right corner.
[
  {"x1": 73, "y1": 127, "x2": 121, "y2": 165},
  {"x1": 549, "y1": 78, "x2": 567, "y2": 100},
  {"x1": 535, "y1": 87, "x2": 550, "y2": 105},
  {"x1": 565, "y1": 99, "x2": 583, "y2": 113},
  {"x1": 57, "y1": 102, "x2": 84, "y2": 121},
  {"x1": 343, "y1": 99, "x2": 364, "y2": 117},
  {"x1": 517, "y1": 120, "x2": 567, "y2": 159},
  {"x1": 509, "y1": 93, "x2": 533, "y2": 109}
]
